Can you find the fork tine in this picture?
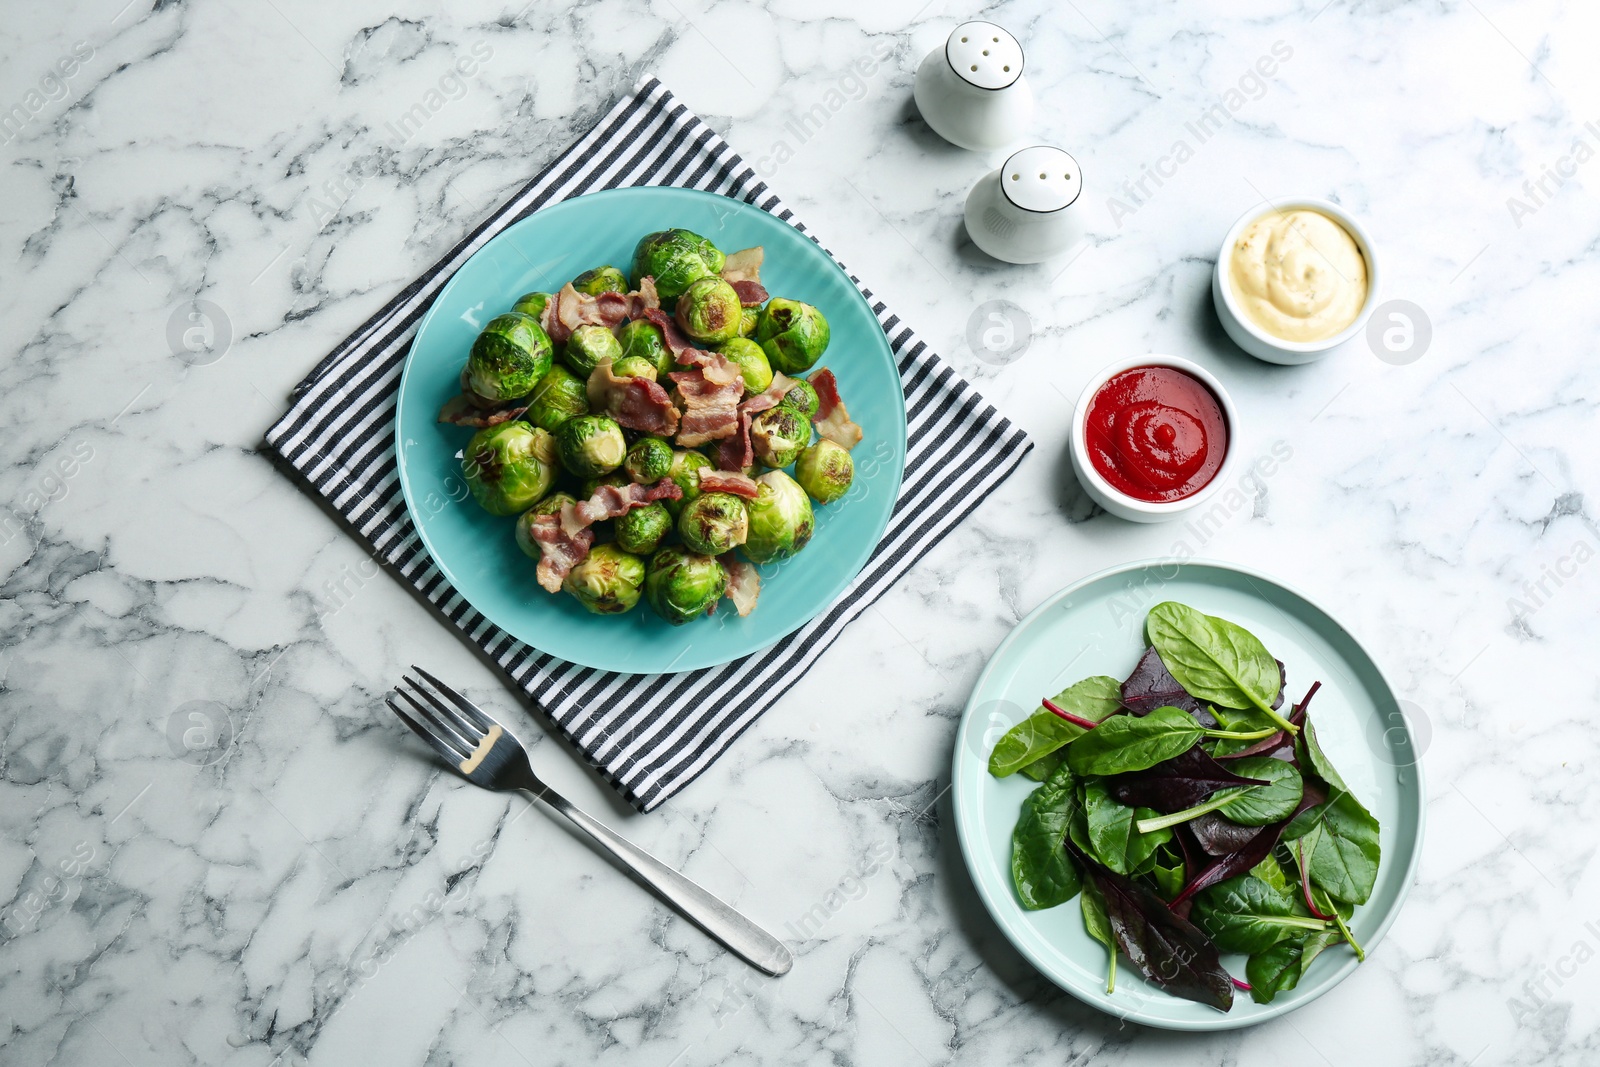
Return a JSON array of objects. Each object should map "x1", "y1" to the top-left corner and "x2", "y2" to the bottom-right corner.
[
  {"x1": 411, "y1": 665, "x2": 495, "y2": 733},
  {"x1": 393, "y1": 686, "x2": 475, "y2": 756},
  {"x1": 386, "y1": 695, "x2": 470, "y2": 764},
  {"x1": 402, "y1": 673, "x2": 485, "y2": 742}
]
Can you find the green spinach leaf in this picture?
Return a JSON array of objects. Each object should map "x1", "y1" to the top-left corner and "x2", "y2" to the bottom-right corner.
[
  {"x1": 1190, "y1": 875, "x2": 1333, "y2": 954},
  {"x1": 1067, "y1": 706, "x2": 1203, "y2": 776},
  {"x1": 1215, "y1": 757, "x2": 1303, "y2": 826},
  {"x1": 1080, "y1": 878, "x2": 1117, "y2": 993},
  {"x1": 1083, "y1": 779, "x2": 1171, "y2": 876},
  {"x1": 1299, "y1": 792, "x2": 1381, "y2": 905},
  {"x1": 1018, "y1": 750, "x2": 1066, "y2": 782},
  {"x1": 1146, "y1": 602, "x2": 1291, "y2": 731},
  {"x1": 1010, "y1": 763, "x2": 1083, "y2": 909},
  {"x1": 987, "y1": 676, "x2": 1123, "y2": 777},
  {"x1": 1245, "y1": 927, "x2": 1345, "y2": 1004}
]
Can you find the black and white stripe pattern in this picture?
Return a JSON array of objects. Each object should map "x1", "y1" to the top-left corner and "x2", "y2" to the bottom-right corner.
[{"x1": 265, "y1": 76, "x2": 1032, "y2": 811}]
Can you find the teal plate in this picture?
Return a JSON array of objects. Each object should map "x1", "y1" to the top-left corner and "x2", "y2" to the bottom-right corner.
[
  {"x1": 395, "y1": 187, "x2": 906, "y2": 674},
  {"x1": 951, "y1": 560, "x2": 1425, "y2": 1030}
]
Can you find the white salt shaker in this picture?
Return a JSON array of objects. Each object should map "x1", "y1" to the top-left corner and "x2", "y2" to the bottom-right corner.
[
  {"x1": 913, "y1": 21, "x2": 1034, "y2": 151},
  {"x1": 964, "y1": 146, "x2": 1085, "y2": 264}
]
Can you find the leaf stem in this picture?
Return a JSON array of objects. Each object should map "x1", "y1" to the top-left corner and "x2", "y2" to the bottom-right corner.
[
  {"x1": 1041, "y1": 696, "x2": 1101, "y2": 731},
  {"x1": 1105, "y1": 948, "x2": 1116, "y2": 993},
  {"x1": 1201, "y1": 727, "x2": 1279, "y2": 741},
  {"x1": 1134, "y1": 789, "x2": 1249, "y2": 833},
  {"x1": 1247, "y1": 691, "x2": 1300, "y2": 735},
  {"x1": 1313, "y1": 884, "x2": 1366, "y2": 961}
]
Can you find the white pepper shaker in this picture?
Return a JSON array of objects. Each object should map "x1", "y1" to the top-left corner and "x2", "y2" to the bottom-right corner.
[
  {"x1": 912, "y1": 21, "x2": 1034, "y2": 151},
  {"x1": 963, "y1": 146, "x2": 1085, "y2": 264}
]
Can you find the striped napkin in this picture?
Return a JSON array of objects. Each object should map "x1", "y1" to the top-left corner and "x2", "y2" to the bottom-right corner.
[{"x1": 266, "y1": 75, "x2": 1032, "y2": 811}]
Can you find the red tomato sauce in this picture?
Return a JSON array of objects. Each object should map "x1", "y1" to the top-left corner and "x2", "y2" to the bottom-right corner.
[{"x1": 1084, "y1": 366, "x2": 1228, "y2": 503}]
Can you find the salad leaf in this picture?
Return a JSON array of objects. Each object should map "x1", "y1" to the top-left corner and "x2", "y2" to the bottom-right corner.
[
  {"x1": 1297, "y1": 792, "x2": 1381, "y2": 905},
  {"x1": 1190, "y1": 811, "x2": 1266, "y2": 856},
  {"x1": 1080, "y1": 878, "x2": 1117, "y2": 993},
  {"x1": 1190, "y1": 875, "x2": 1333, "y2": 955},
  {"x1": 1010, "y1": 763, "x2": 1083, "y2": 909},
  {"x1": 1289, "y1": 716, "x2": 1382, "y2": 905},
  {"x1": 987, "y1": 676, "x2": 1123, "y2": 778},
  {"x1": 1120, "y1": 645, "x2": 1210, "y2": 719},
  {"x1": 1146, "y1": 603, "x2": 1293, "y2": 732},
  {"x1": 1211, "y1": 758, "x2": 1303, "y2": 826},
  {"x1": 1067, "y1": 706, "x2": 1203, "y2": 776},
  {"x1": 1018, "y1": 749, "x2": 1065, "y2": 782},
  {"x1": 1245, "y1": 926, "x2": 1345, "y2": 1004},
  {"x1": 1134, "y1": 759, "x2": 1301, "y2": 833},
  {"x1": 1083, "y1": 780, "x2": 1171, "y2": 876},
  {"x1": 1078, "y1": 853, "x2": 1234, "y2": 1011},
  {"x1": 1105, "y1": 746, "x2": 1270, "y2": 812}
]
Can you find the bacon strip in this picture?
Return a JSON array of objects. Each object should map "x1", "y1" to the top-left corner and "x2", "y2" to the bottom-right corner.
[
  {"x1": 626, "y1": 276, "x2": 660, "y2": 317},
  {"x1": 721, "y1": 557, "x2": 760, "y2": 617},
  {"x1": 730, "y1": 279, "x2": 768, "y2": 307},
  {"x1": 639, "y1": 308, "x2": 744, "y2": 386},
  {"x1": 560, "y1": 479, "x2": 685, "y2": 537},
  {"x1": 698, "y1": 469, "x2": 759, "y2": 499},
  {"x1": 670, "y1": 368, "x2": 745, "y2": 447},
  {"x1": 721, "y1": 247, "x2": 763, "y2": 284},
  {"x1": 437, "y1": 393, "x2": 528, "y2": 427},
  {"x1": 528, "y1": 515, "x2": 595, "y2": 593},
  {"x1": 587, "y1": 361, "x2": 680, "y2": 436},
  {"x1": 713, "y1": 373, "x2": 794, "y2": 470},
  {"x1": 540, "y1": 283, "x2": 629, "y2": 346},
  {"x1": 808, "y1": 368, "x2": 863, "y2": 450}
]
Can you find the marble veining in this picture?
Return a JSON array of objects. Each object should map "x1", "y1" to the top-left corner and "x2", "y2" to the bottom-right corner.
[{"x1": 2, "y1": 1, "x2": 1598, "y2": 1064}]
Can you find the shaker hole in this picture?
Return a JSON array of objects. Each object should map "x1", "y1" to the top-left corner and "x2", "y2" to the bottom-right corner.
[
  {"x1": 970, "y1": 65, "x2": 978, "y2": 71},
  {"x1": 1039, "y1": 172, "x2": 1046, "y2": 179},
  {"x1": 961, "y1": 36, "x2": 968, "y2": 42},
  {"x1": 1003, "y1": 65, "x2": 1011, "y2": 71},
  {"x1": 1011, "y1": 173, "x2": 1019, "y2": 180}
]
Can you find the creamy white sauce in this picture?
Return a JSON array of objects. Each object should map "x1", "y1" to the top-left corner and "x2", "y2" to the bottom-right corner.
[{"x1": 1228, "y1": 209, "x2": 1368, "y2": 343}]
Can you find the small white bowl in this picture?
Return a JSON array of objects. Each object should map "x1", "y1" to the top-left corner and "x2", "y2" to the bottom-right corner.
[
  {"x1": 1068, "y1": 355, "x2": 1239, "y2": 523},
  {"x1": 1211, "y1": 197, "x2": 1379, "y2": 366}
]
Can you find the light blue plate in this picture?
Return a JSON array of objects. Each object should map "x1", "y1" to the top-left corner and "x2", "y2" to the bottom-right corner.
[
  {"x1": 951, "y1": 560, "x2": 1425, "y2": 1030},
  {"x1": 395, "y1": 187, "x2": 906, "y2": 673}
]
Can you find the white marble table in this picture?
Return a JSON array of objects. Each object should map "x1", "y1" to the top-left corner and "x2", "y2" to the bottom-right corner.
[{"x1": 3, "y1": 1, "x2": 1596, "y2": 1064}]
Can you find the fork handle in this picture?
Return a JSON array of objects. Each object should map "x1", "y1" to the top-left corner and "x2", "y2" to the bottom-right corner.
[{"x1": 523, "y1": 784, "x2": 794, "y2": 977}]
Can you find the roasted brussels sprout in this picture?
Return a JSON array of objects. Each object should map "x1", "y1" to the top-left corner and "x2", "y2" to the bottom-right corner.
[
  {"x1": 611, "y1": 355, "x2": 658, "y2": 381},
  {"x1": 624, "y1": 436, "x2": 673, "y2": 484},
  {"x1": 663, "y1": 449, "x2": 713, "y2": 519},
  {"x1": 514, "y1": 491, "x2": 578, "y2": 558},
  {"x1": 616, "y1": 318, "x2": 673, "y2": 377},
  {"x1": 563, "y1": 543, "x2": 646, "y2": 614},
  {"x1": 756, "y1": 299, "x2": 830, "y2": 375},
  {"x1": 675, "y1": 276, "x2": 743, "y2": 346},
  {"x1": 750, "y1": 406, "x2": 809, "y2": 468},
  {"x1": 644, "y1": 546, "x2": 727, "y2": 626},
  {"x1": 556, "y1": 415, "x2": 627, "y2": 478},
  {"x1": 571, "y1": 265, "x2": 627, "y2": 296},
  {"x1": 780, "y1": 377, "x2": 820, "y2": 419},
  {"x1": 795, "y1": 440, "x2": 854, "y2": 503},
  {"x1": 718, "y1": 337, "x2": 773, "y2": 394},
  {"x1": 525, "y1": 364, "x2": 589, "y2": 431},
  {"x1": 465, "y1": 312, "x2": 553, "y2": 402},
  {"x1": 743, "y1": 470, "x2": 814, "y2": 563},
  {"x1": 632, "y1": 228, "x2": 724, "y2": 303},
  {"x1": 739, "y1": 305, "x2": 760, "y2": 338},
  {"x1": 462, "y1": 423, "x2": 558, "y2": 516},
  {"x1": 511, "y1": 291, "x2": 551, "y2": 320},
  {"x1": 615, "y1": 501, "x2": 672, "y2": 555},
  {"x1": 678, "y1": 491, "x2": 749, "y2": 556},
  {"x1": 563, "y1": 323, "x2": 623, "y2": 378}
]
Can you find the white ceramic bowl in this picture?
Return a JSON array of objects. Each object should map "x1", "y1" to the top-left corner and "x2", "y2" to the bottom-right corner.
[
  {"x1": 1068, "y1": 354, "x2": 1239, "y2": 523},
  {"x1": 1211, "y1": 197, "x2": 1379, "y2": 366}
]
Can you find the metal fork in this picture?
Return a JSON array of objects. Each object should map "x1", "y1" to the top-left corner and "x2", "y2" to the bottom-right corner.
[{"x1": 385, "y1": 666, "x2": 792, "y2": 976}]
